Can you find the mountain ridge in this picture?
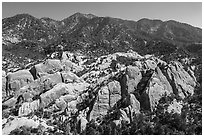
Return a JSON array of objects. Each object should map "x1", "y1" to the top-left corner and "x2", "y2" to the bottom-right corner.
[
  {"x1": 2, "y1": 12, "x2": 202, "y2": 72},
  {"x1": 3, "y1": 13, "x2": 202, "y2": 29}
]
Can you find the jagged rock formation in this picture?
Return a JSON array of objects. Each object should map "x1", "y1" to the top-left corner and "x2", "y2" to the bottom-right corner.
[
  {"x1": 165, "y1": 61, "x2": 196, "y2": 98},
  {"x1": 2, "y1": 50, "x2": 197, "y2": 134}
]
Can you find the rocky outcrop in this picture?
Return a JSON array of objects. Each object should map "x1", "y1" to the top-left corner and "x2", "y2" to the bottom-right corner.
[
  {"x1": 18, "y1": 82, "x2": 89, "y2": 116},
  {"x1": 2, "y1": 51, "x2": 198, "y2": 134},
  {"x1": 40, "y1": 72, "x2": 63, "y2": 90},
  {"x1": 12, "y1": 72, "x2": 62, "y2": 103},
  {"x1": 18, "y1": 100, "x2": 40, "y2": 116},
  {"x1": 164, "y1": 61, "x2": 196, "y2": 98},
  {"x1": 8, "y1": 71, "x2": 81, "y2": 106},
  {"x1": 35, "y1": 59, "x2": 63, "y2": 76},
  {"x1": 140, "y1": 67, "x2": 173, "y2": 111},
  {"x1": 61, "y1": 71, "x2": 83, "y2": 83},
  {"x1": 129, "y1": 94, "x2": 140, "y2": 114},
  {"x1": 6, "y1": 70, "x2": 34, "y2": 96},
  {"x1": 108, "y1": 81, "x2": 121, "y2": 107},
  {"x1": 118, "y1": 94, "x2": 140, "y2": 123},
  {"x1": 60, "y1": 52, "x2": 85, "y2": 73},
  {"x1": 90, "y1": 81, "x2": 121, "y2": 120},
  {"x1": 144, "y1": 59, "x2": 157, "y2": 70},
  {"x1": 40, "y1": 82, "x2": 80, "y2": 108},
  {"x1": 2, "y1": 116, "x2": 53, "y2": 135},
  {"x1": 126, "y1": 66, "x2": 142, "y2": 94}
]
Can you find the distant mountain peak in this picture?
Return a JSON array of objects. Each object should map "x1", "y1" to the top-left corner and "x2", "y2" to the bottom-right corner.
[
  {"x1": 13, "y1": 13, "x2": 36, "y2": 19},
  {"x1": 69, "y1": 12, "x2": 97, "y2": 19}
]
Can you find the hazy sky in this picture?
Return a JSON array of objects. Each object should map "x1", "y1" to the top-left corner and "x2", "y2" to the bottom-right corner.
[{"x1": 2, "y1": 2, "x2": 202, "y2": 28}]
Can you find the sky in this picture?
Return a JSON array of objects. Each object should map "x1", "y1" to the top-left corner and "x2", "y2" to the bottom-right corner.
[{"x1": 2, "y1": 2, "x2": 202, "y2": 28}]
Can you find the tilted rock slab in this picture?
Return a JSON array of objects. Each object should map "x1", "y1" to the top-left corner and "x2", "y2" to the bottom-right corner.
[
  {"x1": 165, "y1": 61, "x2": 196, "y2": 98},
  {"x1": 40, "y1": 82, "x2": 89, "y2": 108},
  {"x1": 119, "y1": 94, "x2": 140, "y2": 123},
  {"x1": 126, "y1": 65, "x2": 142, "y2": 94},
  {"x1": 140, "y1": 67, "x2": 173, "y2": 111}
]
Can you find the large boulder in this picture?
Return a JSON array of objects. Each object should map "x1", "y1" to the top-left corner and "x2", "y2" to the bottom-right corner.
[
  {"x1": 90, "y1": 81, "x2": 121, "y2": 120},
  {"x1": 52, "y1": 91, "x2": 83, "y2": 113},
  {"x1": 18, "y1": 100, "x2": 40, "y2": 116},
  {"x1": 2, "y1": 116, "x2": 53, "y2": 135},
  {"x1": 126, "y1": 66, "x2": 142, "y2": 94},
  {"x1": 6, "y1": 70, "x2": 34, "y2": 95},
  {"x1": 18, "y1": 82, "x2": 89, "y2": 116},
  {"x1": 90, "y1": 86, "x2": 110, "y2": 120},
  {"x1": 35, "y1": 59, "x2": 63, "y2": 76},
  {"x1": 14, "y1": 72, "x2": 63, "y2": 102},
  {"x1": 40, "y1": 72, "x2": 63, "y2": 90},
  {"x1": 108, "y1": 81, "x2": 121, "y2": 107},
  {"x1": 140, "y1": 67, "x2": 173, "y2": 111},
  {"x1": 116, "y1": 94, "x2": 140, "y2": 123},
  {"x1": 40, "y1": 82, "x2": 89, "y2": 108},
  {"x1": 61, "y1": 60, "x2": 84, "y2": 73},
  {"x1": 117, "y1": 65, "x2": 142, "y2": 98},
  {"x1": 61, "y1": 71, "x2": 83, "y2": 83}
]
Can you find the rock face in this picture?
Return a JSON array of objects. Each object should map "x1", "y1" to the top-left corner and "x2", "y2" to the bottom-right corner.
[
  {"x1": 140, "y1": 67, "x2": 173, "y2": 111},
  {"x1": 126, "y1": 66, "x2": 142, "y2": 94},
  {"x1": 2, "y1": 51, "x2": 197, "y2": 134},
  {"x1": 129, "y1": 94, "x2": 140, "y2": 114},
  {"x1": 165, "y1": 61, "x2": 196, "y2": 98},
  {"x1": 90, "y1": 81, "x2": 121, "y2": 120}
]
